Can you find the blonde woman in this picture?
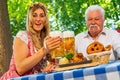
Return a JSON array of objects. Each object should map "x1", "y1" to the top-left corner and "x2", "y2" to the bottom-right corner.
[{"x1": 0, "y1": 2, "x2": 61, "y2": 79}]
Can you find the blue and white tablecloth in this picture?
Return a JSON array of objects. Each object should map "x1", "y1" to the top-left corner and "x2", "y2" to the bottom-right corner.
[{"x1": 10, "y1": 60, "x2": 120, "y2": 80}]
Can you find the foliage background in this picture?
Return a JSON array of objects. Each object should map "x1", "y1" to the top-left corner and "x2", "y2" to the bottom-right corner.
[{"x1": 8, "y1": 0, "x2": 120, "y2": 36}]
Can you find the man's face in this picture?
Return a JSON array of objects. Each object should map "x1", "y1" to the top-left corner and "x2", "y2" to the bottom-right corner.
[{"x1": 86, "y1": 10, "x2": 105, "y2": 37}]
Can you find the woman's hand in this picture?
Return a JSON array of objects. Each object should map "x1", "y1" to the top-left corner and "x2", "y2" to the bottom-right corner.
[
  {"x1": 44, "y1": 36, "x2": 62, "y2": 51},
  {"x1": 41, "y1": 63, "x2": 56, "y2": 73}
]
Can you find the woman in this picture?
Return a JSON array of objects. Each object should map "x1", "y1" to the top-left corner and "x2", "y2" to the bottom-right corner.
[{"x1": 0, "y1": 2, "x2": 61, "y2": 79}]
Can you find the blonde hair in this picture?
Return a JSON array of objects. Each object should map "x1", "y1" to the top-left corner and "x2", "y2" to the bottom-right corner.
[{"x1": 26, "y1": 2, "x2": 50, "y2": 51}]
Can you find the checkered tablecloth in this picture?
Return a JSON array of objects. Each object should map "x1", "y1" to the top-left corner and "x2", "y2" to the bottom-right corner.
[{"x1": 10, "y1": 60, "x2": 120, "y2": 80}]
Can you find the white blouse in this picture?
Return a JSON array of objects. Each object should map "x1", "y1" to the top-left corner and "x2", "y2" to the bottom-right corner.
[{"x1": 16, "y1": 31, "x2": 28, "y2": 44}]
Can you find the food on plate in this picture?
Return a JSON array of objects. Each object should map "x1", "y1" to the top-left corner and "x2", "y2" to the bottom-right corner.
[
  {"x1": 58, "y1": 52, "x2": 86, "y2": 65},
  {"x1": 71, "y1": 53, "x2": 85, "y2": 63},
  {"x1": 63, "y1": 53, "x2": 74, "y2": 60},
  {"x1": 87, "y1": 41, "x2": 104, "y2": 54},
  {"x1": 59, "y1": 57, "x2": 69, "y2": 65},
  {"x1": 59, "y1": 53, "x2": 73, "y2": 65}
]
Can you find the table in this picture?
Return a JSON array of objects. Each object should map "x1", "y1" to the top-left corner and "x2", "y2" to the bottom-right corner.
[{"x1": 10, "y1": 60, "x2": 120, "y2": 80}]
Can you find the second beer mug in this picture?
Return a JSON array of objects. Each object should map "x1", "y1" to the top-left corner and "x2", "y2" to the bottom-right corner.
[{"x1": 63, "y1": 31, "x2": 75, "y2": 55}]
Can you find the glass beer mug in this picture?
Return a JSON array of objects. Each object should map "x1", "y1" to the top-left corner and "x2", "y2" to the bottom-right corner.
[
  {"x1": 49, "y1": 31, "x2": 64, "y2": 59},
  {"x1": 63, "y1": 31, "x2": 75, "y2": 55}
]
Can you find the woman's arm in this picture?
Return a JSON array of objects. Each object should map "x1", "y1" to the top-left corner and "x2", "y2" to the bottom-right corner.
[
  {"x1": 13, "y1": 37, "x2": 47, "y2": 75},
  {"x1": 14, "y1": 36, "x2": 61, "y2": 75}
]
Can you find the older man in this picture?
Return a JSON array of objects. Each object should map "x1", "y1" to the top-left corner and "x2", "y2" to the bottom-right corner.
[{"x1": 75, "y1": 5, "x2": 120, "y2": 61}]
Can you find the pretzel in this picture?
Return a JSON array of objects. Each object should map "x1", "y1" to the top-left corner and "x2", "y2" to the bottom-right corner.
[
  {"x1": 104, "y1": 45, "x2": 112, "y2": 51},
  {"x1": 87, "y1": 41, "x2": 104, "y2": 54}
]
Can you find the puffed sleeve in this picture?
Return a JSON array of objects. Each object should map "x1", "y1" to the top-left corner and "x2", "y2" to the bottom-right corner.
[{"x1": 15, "y1": 31, "x2": 28, "y2": 44}]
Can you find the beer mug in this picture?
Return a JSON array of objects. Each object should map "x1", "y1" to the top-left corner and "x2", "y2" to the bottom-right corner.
[
  {"x1": 49, "y1": 31, "x2": 64, "y2": 58},
  {"x1": 63, "y1": 31, "x2": 75, "y2": 55}
]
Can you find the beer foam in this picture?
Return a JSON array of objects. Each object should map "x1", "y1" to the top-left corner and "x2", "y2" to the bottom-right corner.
[
  {"x1": 49, "y1": 31, "x2": 62, "y2": 38},
  {"x1": 63, "y1": 31, "x2": 74, "y2": 38}
]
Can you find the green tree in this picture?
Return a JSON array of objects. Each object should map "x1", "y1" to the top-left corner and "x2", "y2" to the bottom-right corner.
[
  {"x1": 8, "y1": 0, "x2": 120, "y2": 36},
  {"x1": 8, "y1": 0, "x2": 33, "y2": 36}
]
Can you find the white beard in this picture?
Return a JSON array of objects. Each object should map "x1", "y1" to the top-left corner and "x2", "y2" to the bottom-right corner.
[{"x1": 88, "y1": 24, "x2": 100, "y2": 37}]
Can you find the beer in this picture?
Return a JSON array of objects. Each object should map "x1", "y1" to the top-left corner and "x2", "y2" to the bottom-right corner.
[
  {"x1": 49, "y1": 31, "x2": 64, "y2": 58},
  {"x1": 63, "y1": 31, "x2": 75, "y2": 55}
]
